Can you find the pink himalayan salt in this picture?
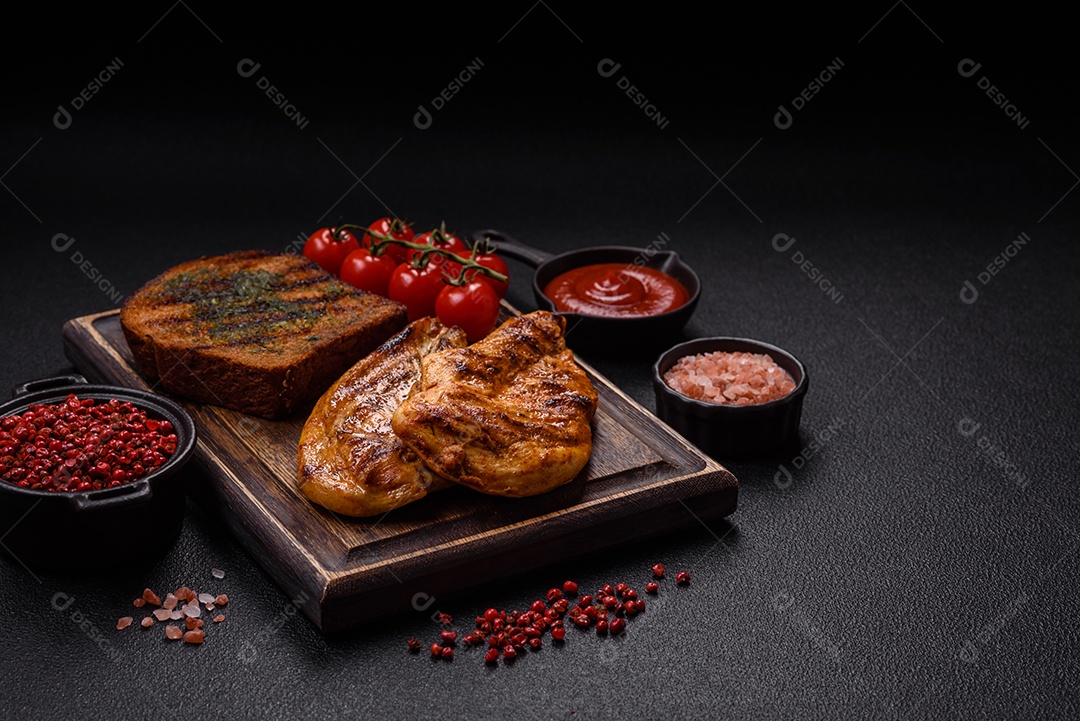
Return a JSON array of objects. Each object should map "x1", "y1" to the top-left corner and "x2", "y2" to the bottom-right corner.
[{"x1": 664, "y1": 350, "x2": 795, "y2": 406}]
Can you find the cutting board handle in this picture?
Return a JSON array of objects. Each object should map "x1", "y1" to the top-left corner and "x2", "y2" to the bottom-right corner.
[{"x1": 471, "y1": 229, "x2": 553, "y2": 268}]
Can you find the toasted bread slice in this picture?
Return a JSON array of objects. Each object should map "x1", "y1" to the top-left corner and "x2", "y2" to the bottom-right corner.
[{"x1": 120, "y1": 250, "x2": 408, "y2": 419}]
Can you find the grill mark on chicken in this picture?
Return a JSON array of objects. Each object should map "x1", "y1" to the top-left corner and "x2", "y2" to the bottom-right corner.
[
  {"x1": 391, "y1": 311, "x2": 598, "y2": 497},
  {"x1": 297, "y1": 318, "x2": 467, "y2": 517}
]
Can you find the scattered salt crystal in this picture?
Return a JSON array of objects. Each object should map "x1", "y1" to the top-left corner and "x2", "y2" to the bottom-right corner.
[
  {"x1": 211, "y1": 568, "x2": 225, "y2": 580},
  {"x1": 125, "y1": 584, "x2": 236, "y2": 647}
]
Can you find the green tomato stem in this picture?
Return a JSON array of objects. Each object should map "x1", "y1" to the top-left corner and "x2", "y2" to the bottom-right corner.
[
  {"x1": 364, "y1": 227, "x2": 509, "y2": 285},
  {"x1": 331, "y1": 223, "x2": 366, "y2": 241}
]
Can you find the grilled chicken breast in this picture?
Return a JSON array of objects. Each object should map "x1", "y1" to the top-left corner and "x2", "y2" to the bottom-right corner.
[
  {"x1": 120, "y1": 250, "x2": 407, "y2": 419},
  {"x1": 298, "y1": 318, "x2": 467, "y2": 517},
  {"x1": 391, "y1": 311, "x2": 598, "y2": 497}
]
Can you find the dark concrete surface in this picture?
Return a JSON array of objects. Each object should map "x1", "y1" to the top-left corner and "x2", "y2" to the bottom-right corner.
[{"x1": 1, "y1": 7, "x2": 1077, "y2": 719}]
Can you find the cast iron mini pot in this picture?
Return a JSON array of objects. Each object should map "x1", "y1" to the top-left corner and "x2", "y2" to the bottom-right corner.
[
  {"x1": 0, "y1": 375, "x2": 197, "y2": 570},
  {"x1": 653, "y1": 338, "x2": 809, "y2": 460},
  {"x1": 472, "y1": 229, "x2": 701, "y2": 352}
]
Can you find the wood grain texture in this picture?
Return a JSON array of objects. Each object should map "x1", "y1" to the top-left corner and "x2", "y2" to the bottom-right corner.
[{"x1": 62, "y1": 304, "x2": 738, "y2": 632}]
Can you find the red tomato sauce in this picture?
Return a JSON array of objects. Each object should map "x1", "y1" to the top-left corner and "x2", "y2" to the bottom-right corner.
[{"x1": 542, "y1": 263, "x2": 689, "y2": 317}]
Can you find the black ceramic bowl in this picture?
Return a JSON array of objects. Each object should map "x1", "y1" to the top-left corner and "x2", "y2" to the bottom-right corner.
[
  {"x1": 0, "y1": 375, "x2": 197, "y2": 570},
  {"x1": 472, "y1": 229, "x2": 700, "y2": 352},
  {"x1": 653, "y1": 338, "x2": 809, "y2": 461}
]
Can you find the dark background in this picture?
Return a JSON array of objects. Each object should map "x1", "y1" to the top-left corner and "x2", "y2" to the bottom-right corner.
[{"x1": 3, "y1": 6, "x2": 1078, "y2": 719}]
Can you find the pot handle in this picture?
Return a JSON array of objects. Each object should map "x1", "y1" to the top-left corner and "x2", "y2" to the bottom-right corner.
[
  {"x1": 69, "y1": 481, "x2": 153, "y2": 513},
  {"x1": 471, "y1": 229, "x2": 553, "y2": 268},
  {"x1": 12, "y1": 374, "x2": 88, "y2": 399}
]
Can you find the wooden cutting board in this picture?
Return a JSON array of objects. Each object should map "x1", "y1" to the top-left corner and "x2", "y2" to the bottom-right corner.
[{"x1": 62, "y1": 305, "x2": 737, "y2": 633}]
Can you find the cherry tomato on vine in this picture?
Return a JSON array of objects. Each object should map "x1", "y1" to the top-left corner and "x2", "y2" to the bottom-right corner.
[
  {"x1": 411, "y1": 228, "x2": 469, "y2": 257},
  {"x1": 388, "y1": 262, "x2": 448, "y2": 322},
  {"x1": 339, "y1": 248, "x2": 398, "y2": 296},
  {"x1": 424, "y1": 252, "x2": 462, "y2": 280},
  {"x1": 363, "y1": 217, "x2": 413, "y2": 264},
  {"x1": 468, "y1": 249, "x2": 510, "y2": 299},
  {"x1": 407, "y1": 228, "x2": 470, "y2": 276},
  {"x1": 304, "y1": 227, "x2": 360, "y2": 276},
  {"x1": 435, "y1": 279, "x2": 500, "y2": 343}
]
